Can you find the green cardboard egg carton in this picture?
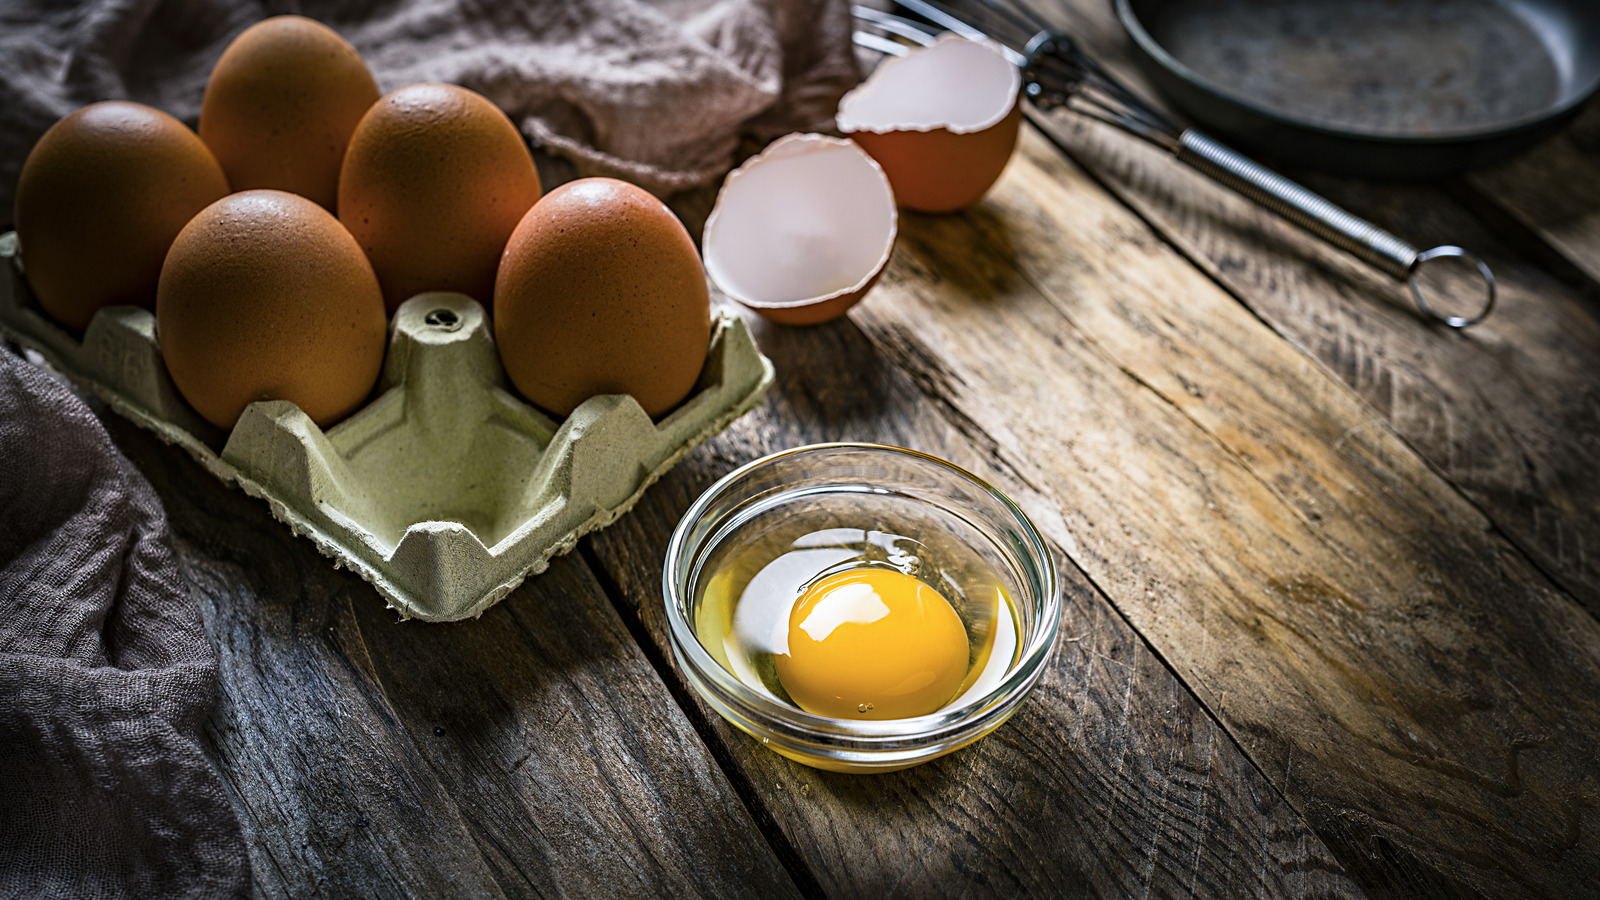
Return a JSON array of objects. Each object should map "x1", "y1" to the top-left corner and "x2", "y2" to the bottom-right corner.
[{"x1": 0, "y1": 232, "x2": 773, "y2": 621}]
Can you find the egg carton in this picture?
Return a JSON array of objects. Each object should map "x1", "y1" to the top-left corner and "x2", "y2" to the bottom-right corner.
[{"x1": 0, "y1": 232, "x2": 773, "y2": 621}]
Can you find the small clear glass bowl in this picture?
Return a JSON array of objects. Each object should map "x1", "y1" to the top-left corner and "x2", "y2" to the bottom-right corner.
[{"x1": 664, "y1": 443, "x2": 1060, "y2": 773}]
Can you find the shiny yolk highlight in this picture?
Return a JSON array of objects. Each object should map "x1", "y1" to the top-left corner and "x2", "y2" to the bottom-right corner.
[{"x1": 775, "y1": 568, "x2": 969, "y2": 719}]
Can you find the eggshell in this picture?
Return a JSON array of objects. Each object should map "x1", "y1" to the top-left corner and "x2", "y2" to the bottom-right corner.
[
  {"x1": 340, "y1": 83, "x2": 543, "y2": 312},
  {"x1": 494, "y1": 177, "x2": 710, "y2": 418},
  {"x1": 156, "y1": 190, "x2": 387, "y2": 430},
  {"x1": 702, "y1": 133, "x2": 896, "y2": 326},
  {"x1": 199, "y1": 16, "x2": 380, "y2": 210},
  {"x1": 837, "y1": 35, "x2": 1022, "y2": 213},
  {"x1": 14, "y1": 102, "x2": 230, "y2": 332}
]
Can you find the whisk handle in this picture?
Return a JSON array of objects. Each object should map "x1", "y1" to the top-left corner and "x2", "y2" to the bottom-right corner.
[
  {"x1": 1174, "y1": 130, "x2": 1495, "y2": 327},
  {"x1": 1176, "y1": 130, "x2": 1416, "y2": 278}
]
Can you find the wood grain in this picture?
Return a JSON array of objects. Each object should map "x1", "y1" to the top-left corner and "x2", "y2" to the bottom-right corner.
[
  {"x1": 836, "y1": 121, "x2": 1600, "y2": 897},
  {"x1": 1470, "y1": 102, "x2": 1600, "y2": 289},
  {"x1": 585, "y1": 310, "x2": 1363, "y2": 898},
  {"x1": 100, "y1": 415, "x2": 801, "y2": 900},
  {"x1": 1026, "y1": 0, "x2": 1600, "y2": 623}
]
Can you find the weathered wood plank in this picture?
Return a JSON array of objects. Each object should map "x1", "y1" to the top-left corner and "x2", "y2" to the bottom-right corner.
[
  {"x1": 586, "y1": 310, "x2": 1363, "y2": 898},
  {"x1": 839, "y1": 121, "x2": 1600, "y2": 896},
  {"x1": 1470, "y1": 102, "x2": 1600, "y2": 289},
  {"x1": 1025, "y1": 0, "x2": 1600, "y2": 623},
  {"x1": 99, "y1": 415, "x2": 801, "y2": 900}
]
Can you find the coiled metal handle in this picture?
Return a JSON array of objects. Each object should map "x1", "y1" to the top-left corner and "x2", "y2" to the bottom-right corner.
[{"x1": 1176, "y1": 130, "x2": 1495, "y2": 328}]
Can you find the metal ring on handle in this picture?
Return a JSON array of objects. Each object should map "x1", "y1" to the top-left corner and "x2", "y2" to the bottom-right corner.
[{"x1": 1408, "y1": 246, "x2": 1496, "y2": 329}]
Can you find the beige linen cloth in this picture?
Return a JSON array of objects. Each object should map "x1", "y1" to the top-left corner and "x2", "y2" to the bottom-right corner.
[{"x1": 0, "y1": 0, "x2": 861, "y2": 221}]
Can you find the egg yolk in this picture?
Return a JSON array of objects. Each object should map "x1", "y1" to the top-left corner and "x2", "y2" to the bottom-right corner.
[{"x1": 775, "y1": 568, "x2": 969, "y2": 719}]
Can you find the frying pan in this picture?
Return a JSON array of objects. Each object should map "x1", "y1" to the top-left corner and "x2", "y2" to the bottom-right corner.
[{"x1": 1117, "y1": 0, "x2": 1600, "y2": 178}]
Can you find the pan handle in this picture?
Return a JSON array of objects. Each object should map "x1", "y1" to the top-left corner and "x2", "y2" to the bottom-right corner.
[{"x1": 1175, "y1": 130, "x2": 1495, "y2": 328}]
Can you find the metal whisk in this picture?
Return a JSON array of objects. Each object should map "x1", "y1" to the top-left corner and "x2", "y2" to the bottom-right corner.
[{"x1": 851, "y1": 0, "x2": 1497, "y2": 329}]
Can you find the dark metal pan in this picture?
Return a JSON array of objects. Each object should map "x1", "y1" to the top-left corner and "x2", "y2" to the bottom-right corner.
[{"x1": 1117, "y1": 0, "x2": 1600, "y2": 178}]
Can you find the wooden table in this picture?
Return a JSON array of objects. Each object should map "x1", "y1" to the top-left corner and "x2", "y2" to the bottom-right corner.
[{"x1": 96, "y1": 2, "x2": 1600, "y2": 896}]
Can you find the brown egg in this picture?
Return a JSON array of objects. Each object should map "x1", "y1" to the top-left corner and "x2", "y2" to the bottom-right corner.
[
  {"x1": 199, "y1": 15, "x2": 379, "y2": 210},
  {"x1": 494, "y1": 178, "x2": 710, "y2": 419},
  {"x1": 157, "y1": 190, "x2": 387, "y2": 430},
  {"x1": 339, "y1": 83, "x2": 542, "y2": 312},
  {"x1": 14, "y1": 101, "x2": 230, "y2": 332}
]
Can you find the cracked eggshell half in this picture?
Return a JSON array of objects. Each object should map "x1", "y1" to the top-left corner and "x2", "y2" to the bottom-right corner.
[
  {"x1": 702, "y1": 134, "x2": 896, "y2": 326},
  {"x1": 837, "y1": 35, "x2": 1022, "y2": 214}
]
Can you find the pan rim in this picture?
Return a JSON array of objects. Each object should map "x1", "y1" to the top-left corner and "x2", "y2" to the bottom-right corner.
[{"x1": 1114, "y1": 0, "x2": 1600, "y2": 146}]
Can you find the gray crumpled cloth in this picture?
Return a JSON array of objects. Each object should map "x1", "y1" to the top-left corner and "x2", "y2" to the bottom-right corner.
[
  {"x1": 0, "y1": 347, "x2": 250, "y2": 899},
  {"x1": 0, "y1": 0, "x2": 861, "y2": 218}
]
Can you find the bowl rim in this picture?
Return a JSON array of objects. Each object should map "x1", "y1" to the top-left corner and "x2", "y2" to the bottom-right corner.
[{"x1": 663, "y1": 441, "x2": 1061, "y2": 750}]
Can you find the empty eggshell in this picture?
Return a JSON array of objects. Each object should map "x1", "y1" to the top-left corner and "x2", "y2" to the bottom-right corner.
[
  {"x1": 836, "y1": 35, "x2": 1022, "y2": 214},
  {"x1": 702, "y1": 133, "x2": 896, "y2": 326}
]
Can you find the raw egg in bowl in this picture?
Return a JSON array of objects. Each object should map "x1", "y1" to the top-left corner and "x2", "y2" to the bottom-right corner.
[{"x1": 664, "y1": 443, "x2": 1059, "y2": 773}]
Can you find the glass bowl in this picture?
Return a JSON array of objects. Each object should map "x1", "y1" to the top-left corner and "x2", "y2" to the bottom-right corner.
[{"x1": 663, "y1": 443, "x2": 1060, "y2": 773}]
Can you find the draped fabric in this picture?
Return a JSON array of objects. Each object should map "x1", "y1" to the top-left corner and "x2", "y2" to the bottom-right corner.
[{"x1": 0, "y1": 0, "x2": 861, "y2": 221}]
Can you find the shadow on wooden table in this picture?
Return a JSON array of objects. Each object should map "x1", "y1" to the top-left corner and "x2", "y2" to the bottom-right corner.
[{"x1": 896, "y1": 202, "x2": 1024, "y2": 307}]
